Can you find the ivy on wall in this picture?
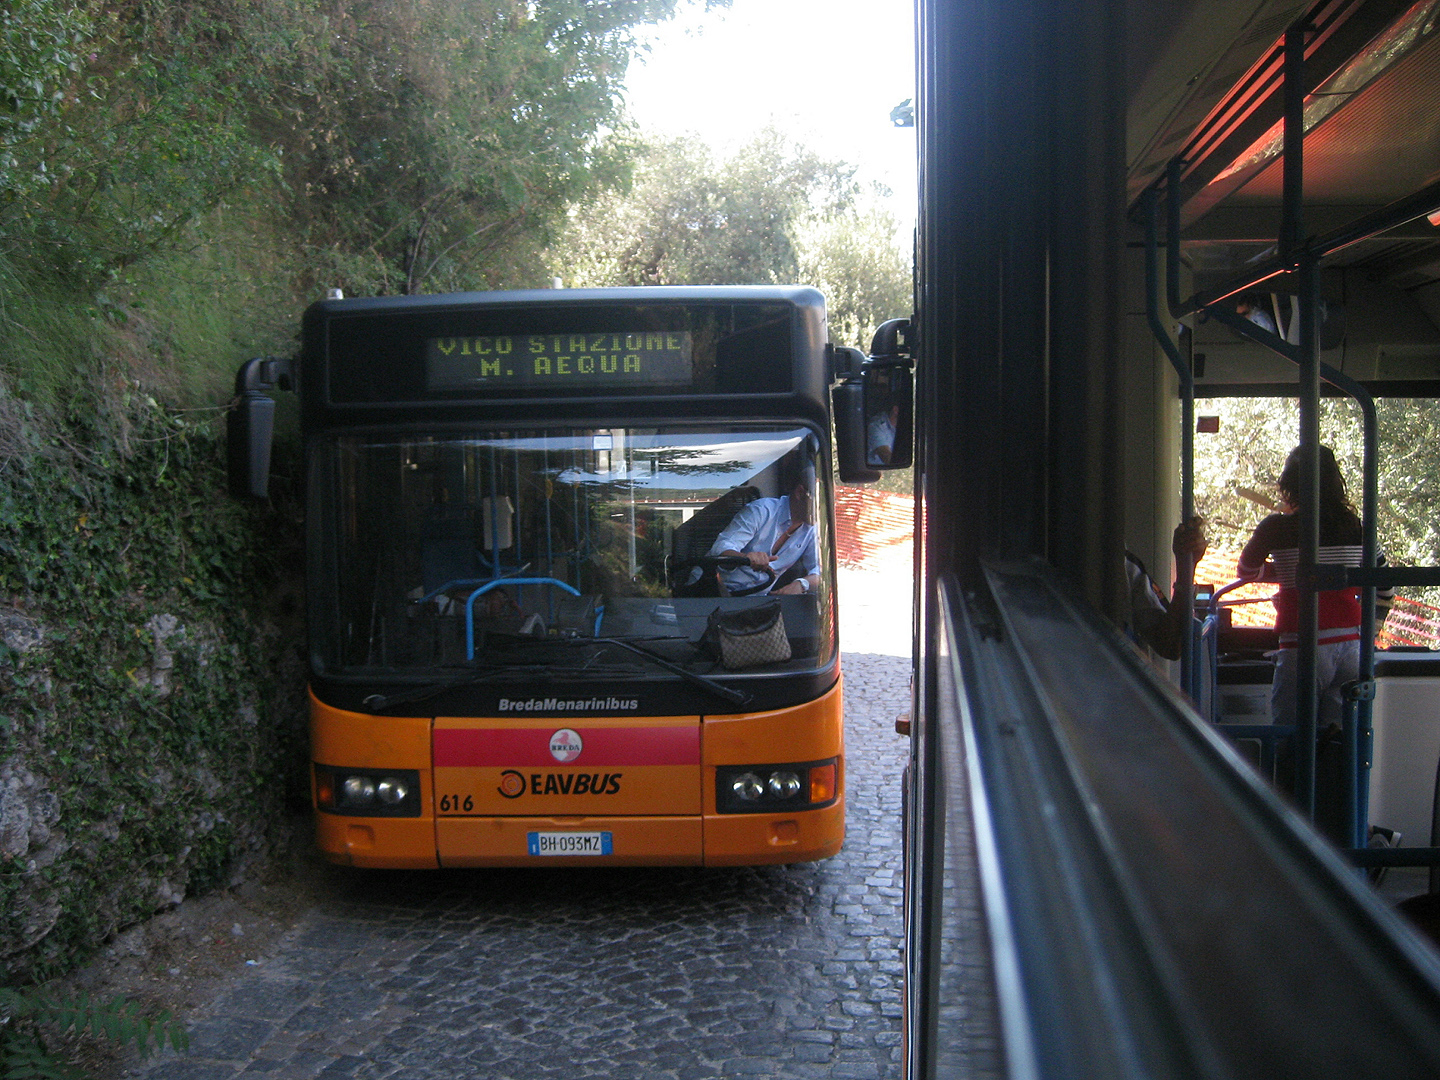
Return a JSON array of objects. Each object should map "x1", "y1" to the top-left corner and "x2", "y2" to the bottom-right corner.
[{"x1": 0, "y1": 380, "x2": 305, "y2": 982}]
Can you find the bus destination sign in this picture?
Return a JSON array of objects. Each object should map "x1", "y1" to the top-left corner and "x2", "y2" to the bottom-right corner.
[{"x1": 426, "y1": 332, "x2": 694, "y2": 390}]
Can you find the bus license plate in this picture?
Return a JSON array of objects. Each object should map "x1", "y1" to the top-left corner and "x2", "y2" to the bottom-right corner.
[{"x1": 527, "y1": 831, "x2": 613, "y2": 856}]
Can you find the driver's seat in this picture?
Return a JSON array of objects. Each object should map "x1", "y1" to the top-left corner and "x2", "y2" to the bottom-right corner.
[{"x1": 668, "y1": 486, "x2": 760, "y2": 597}]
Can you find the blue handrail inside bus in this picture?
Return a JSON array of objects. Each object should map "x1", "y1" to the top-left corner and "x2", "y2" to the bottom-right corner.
[
  {"x1": 463, "y1": 577, "x2": 581, "y2": 659},
  {"x1": 414, "y1": 578, "x2": 494, "y2": 606}
]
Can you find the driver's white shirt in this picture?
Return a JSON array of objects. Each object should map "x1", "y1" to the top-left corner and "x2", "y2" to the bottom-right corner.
[
  {"x1": 707, "y1": 496, "x2": 819, "y2": 595},
  {"x1": 867, "y1": 413, "x2": 896, "y2": 465}
]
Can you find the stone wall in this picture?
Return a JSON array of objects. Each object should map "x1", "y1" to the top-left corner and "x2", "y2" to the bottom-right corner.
[{"x1": 0, "y1": 392, "x2": 306, "y2": 982}]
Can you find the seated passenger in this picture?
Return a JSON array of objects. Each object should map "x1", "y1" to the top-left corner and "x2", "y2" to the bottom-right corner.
[
  {"x1": 1126, "y1": 516, "x2": 1207, "y2": 661},
  {"x1": 708, "y1": 469, "x2": 820, "y2": 597}
]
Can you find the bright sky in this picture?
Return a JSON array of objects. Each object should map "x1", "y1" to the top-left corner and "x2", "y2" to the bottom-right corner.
[{"x1": 623, "y1": 0, "x2": 917, "y2": 225}]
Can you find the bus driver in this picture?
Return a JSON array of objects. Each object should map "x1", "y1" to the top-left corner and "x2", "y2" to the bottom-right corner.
[{"x1": 708, "y1": 465, "x2": 821, "y2": 597}]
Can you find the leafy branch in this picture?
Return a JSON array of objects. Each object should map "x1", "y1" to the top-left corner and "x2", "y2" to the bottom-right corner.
[{"x1": 0, "y1": 986, "x2": 188, "y2": 1078}]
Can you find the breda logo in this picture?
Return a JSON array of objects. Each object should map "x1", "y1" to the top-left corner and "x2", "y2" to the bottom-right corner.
[{"x1": 549, "y1": 728, "x2": 583, "y2": 763}]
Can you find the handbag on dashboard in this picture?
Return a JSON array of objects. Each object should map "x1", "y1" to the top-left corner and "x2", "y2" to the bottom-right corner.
[{"x1": 705, "y1": 600, "x2": 792, "y2": 669}]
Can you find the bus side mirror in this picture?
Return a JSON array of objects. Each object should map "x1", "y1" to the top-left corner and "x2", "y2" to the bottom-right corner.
[
  {"x1": 862, "y1": 373, "x2": 913, "y2": 471},
  {"x1": 832, "y1": 320, "x2": 914, "y2": 482},
  {"x1": 865, "y1": 319, "x2": 914, "y2": 471},
  {"x1": 228, "y1": 393, "x2": 276, "y2": 499},
  {"x1": 226, "y1": 356, "x2": 295, "y2": 500},
  {"x1": 834, "y1": 378, "x2": 880, "y2": 484}
]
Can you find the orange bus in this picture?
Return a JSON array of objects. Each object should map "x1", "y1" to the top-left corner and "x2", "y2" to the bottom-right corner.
[{"x1": 229, "y1": 286, "x2": 846, "y2": 867}]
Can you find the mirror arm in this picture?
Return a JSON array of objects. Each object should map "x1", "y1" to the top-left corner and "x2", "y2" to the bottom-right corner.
[
  {"x1": 235, "y1": 356, "x2": 296, "y2": 395},
  {"x1": 869, "y1": 318, "x2": 914, "y2": 359}
]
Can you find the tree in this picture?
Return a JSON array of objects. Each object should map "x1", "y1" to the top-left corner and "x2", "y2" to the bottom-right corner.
[
  {"x1": 4, "y1": 2, "x2": 288, "y2": 286},
  {"x1": 0, "y1": 0, "x2": 696, "y2": 294},
  {"x1": 796, "y1": 203, "x2": 911, "y2": 350},
  {"x1": 550, "y1": 129, "x2": 911, "y2": 346},
  {"x1": 269, "y1": 0, "x2": 691, "y2": 295},
  {"x1": 0, "y1": 1, "x2": 96, "y2": 203},
  {"x1": 550, "y1": 129, "x2": 858, "y2": 287}
]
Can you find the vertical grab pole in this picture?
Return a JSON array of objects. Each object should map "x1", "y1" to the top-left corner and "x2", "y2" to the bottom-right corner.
[
  {"x1": 623, "y1": 433, "x2": 638, "y2": 580},
  {"x1": 488, "y1": 446, "x2": 502, "y2": 579},
  {"x1": 1296, "y1": 260, "x2": 1322, "y2": 822},
  {"x1": 1285, "y1": 23, "x2": 1321, "y2": 823},
  {"x1": 1347, "y1": 382, "x2": 1380, "y2": 849},
  {"x1": 544, "y1": 443, "x2": 555, "y2": 583},
  {"x1": 1356, "y1": 392, "x2": 1379, "y2": 848},
  {"x1": 1165, "y1": 161, "x2": 1200, "y2": 694},
  {"x1": 1166, "y1": 158, "x2": 1184, "y2": 315},
  {"x1": 572, "y1": 442, "x2": 582, "y2": 584},
  {"x1": 1299, "y1": 362, "x2": 1379, "y2": 848},
  {"x1": 1145, "y1": 185, "x2": 1196, "y2": 697},
  {"x1": 1281, "y1": 25, "x2": 1306, "y2": 264},
  {"x1": 514, "y1": 443, "x2": 524, "y2": 610},
  {"x1": 514, "y1": 443, "x2": 522, "y2": 570}
]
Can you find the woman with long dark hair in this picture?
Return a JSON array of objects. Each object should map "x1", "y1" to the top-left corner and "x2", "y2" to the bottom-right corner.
[{"x1": 1238, "y1": 445, "x2": 1386, "y2": 728}]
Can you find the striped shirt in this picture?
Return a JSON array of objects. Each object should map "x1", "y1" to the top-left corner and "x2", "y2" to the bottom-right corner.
[{"x1": 1237, "y1": 512, "x2": 1391, "y2": 646}]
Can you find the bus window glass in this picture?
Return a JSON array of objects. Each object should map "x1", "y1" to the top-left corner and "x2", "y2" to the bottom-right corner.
[
  {"x1": 308, "y1": 426, "x2": 835, "y2": 678},
  {"x1": 1194, "y1": 396, "x2": 1440, "y2": 648}
]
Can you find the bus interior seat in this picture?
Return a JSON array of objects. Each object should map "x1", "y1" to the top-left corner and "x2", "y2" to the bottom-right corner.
[{"x1": 668, "y1": 485, "x2": 761, "y2": 597}]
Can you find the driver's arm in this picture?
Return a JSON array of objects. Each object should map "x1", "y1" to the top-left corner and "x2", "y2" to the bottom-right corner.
[
  {"x1": 718, "y1": 547, "x2": 771, "y2": 569},
  {"x1": 774, "y1": 573, "x2": 819, "y2": 595},
  {"x1": 774, "y1": 535, "x2": 821, "y2": 594}
]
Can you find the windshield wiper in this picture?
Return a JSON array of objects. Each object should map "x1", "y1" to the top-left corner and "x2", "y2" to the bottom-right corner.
[
  {"x1": 494, "y1": 634, "x2": 752, "y2": 708},
  {"x1": 361, "y1": 663, "x2": 546, "y2": 713},
  {"x1": 587, "y1": 636, "x2": 751, "y2": 708}
]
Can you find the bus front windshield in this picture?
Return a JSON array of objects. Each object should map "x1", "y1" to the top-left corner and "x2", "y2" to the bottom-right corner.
[{"x1": 309, "y1": 426, "x2": 834, "y2": 681}]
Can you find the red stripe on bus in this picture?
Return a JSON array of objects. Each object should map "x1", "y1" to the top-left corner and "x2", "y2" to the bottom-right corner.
[{"x1": 433, "y1": 725, "x2": 700, "y2": 767}]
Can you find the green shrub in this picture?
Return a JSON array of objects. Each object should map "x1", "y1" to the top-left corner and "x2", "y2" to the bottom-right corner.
[
  {"x1": 0, "y1": 376, "x2": 305, "y2": 983},
  {"x1": 0, "y1": 985, "x2": 188, "y2": 1078}
]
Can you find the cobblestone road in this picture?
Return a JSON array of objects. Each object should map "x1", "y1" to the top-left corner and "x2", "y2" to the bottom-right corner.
[{"x1": 122, "y1": 648, "x2": 913, "y2": 1080}]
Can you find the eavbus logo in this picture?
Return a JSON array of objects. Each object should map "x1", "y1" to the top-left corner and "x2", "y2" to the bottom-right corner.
[
  {"x1": 498, "y1": 770, "x2": 526, "y2": 798},
  {"x1": 496, "y1": 768, "x2": 623, "y2": 798}
]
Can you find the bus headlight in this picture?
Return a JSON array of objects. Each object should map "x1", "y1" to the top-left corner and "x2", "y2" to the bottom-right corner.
[
  {"x1": 732, "y1": 773, "x2": 765, "y2": 801},
  {"x1": 767, "y1": 771, "x2": 802, "y2": 799},
  {"x1": 343, "y1": 776, "x2": 376, "y2": 804},
  {"x1": 377, "y1": 778, "x2": 409, "y2": 805},
  {"x1": 315, "y1": 766, "x2": 422, "y2": 817},
  {"x1": 715, "y1": 759, "x2": 840, "y2": 814}
]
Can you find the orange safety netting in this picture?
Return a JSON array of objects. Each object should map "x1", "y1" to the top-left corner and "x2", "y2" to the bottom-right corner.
[
  {"x1": 1194, "y1": 549, "x2": 1278, "y2": 629},
  {"x1": 834, "y1": 486, "x2": 914, "y2": 573}
]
